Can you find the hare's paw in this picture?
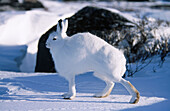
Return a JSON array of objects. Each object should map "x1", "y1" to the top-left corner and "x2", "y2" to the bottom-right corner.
[
  {"x1": 129, "y1": 92, "x2": 140, "y2": 104},
  {"x1": 93, "y1": 87, "x2": 112, "y2": 98},
  {"x1": 62, "y1": 93, "x2": 76, "y2": 100},
  {"x1": 93, "y1": 92, "x2": 110, "y2": 98},
  {"x1": 62, "y1": 93, "x2": 69, "y2": 97}
]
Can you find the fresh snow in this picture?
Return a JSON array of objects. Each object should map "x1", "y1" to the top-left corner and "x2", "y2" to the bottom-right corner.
[
  {"x1": 0, "y1": 58, "x2": 170, "y2": 110},
  {"x1": 0, "y1": 0, "x2": 170, "y2": 110},
  {"x1": 0, "y1": 45, "x2": 27, "y2": 72}
]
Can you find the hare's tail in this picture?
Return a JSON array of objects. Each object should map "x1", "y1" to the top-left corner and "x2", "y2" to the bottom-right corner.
[{"x1": 121, "y1": 65, "x2": 126, "y2": 77}]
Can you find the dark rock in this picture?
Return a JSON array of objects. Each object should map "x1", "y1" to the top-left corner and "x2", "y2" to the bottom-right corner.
[
  {"x1": 35, "y1": 6, "x2": 134, "y2": 73},
  {"x1": 67, "y1": 6, "x2": 132, "y2": 36},
  {"x1": 150, "y1": 4, "x2": 170, "y2": 10},
  {"x1": 35, "y1": 25, "x2": 57, "y2": 72},
  {"x1": 126, "y1": 0, "x2": 150, "y2": 1},
  {"x1": 0, "y1": 0, "x2": 45, "y2": 11}
]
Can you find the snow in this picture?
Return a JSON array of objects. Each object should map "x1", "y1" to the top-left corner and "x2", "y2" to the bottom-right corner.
[
  {"x1": 0, "y1": 10, "x2": 57, "y2": 72},
  {"x1": 0, "y1": 0, "x2": 170, "y2": 110},
  {"x1": 0, "y1": 58, "x2": 170, "y2": 110},
  {"x1": 0, "y1": 45, "x2": 27, "y2": 72}
]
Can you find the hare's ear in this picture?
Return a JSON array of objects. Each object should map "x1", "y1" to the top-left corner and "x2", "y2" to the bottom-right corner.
[
  {"x1": 57, "y1": 19, "x2": 68, "y2": 39},
  {"x1": 56, "y1": 19, "x2": 62, "y2": 34},
  {"x1": 63, "y1": 19, "x2": 68, "y2": 33}
]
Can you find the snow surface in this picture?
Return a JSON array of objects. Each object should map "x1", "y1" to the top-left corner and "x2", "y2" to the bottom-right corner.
[
  {"x1": 0, "y1": 45, "x2": 27, "y2": 72},
  {"x1": 0, "y1": 0, "x2": 170, "y2": 110},
  {"x1": 0, "y1": 58, "x2": 170, "y2": 110}
]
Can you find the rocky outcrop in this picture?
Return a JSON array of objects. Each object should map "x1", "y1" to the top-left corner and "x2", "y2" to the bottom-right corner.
[
  {"x1": 0, "y1": 0, "x2": 45, "y2": 11},
  {"x1": 35, "y1": 6, "x2": 134, "y2": 72}
]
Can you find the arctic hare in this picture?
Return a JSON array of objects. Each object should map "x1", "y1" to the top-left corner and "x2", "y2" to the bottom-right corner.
[{"x1": 46, "y1": 19, "x2": 140, "y2": 104}]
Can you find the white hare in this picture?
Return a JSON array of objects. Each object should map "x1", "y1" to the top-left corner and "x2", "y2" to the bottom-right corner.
[{"x1": 46, "y1": 19, "x2": 140, "y2": 104}]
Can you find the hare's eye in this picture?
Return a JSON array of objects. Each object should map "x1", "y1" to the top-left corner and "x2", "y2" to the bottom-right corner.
[{"x1": 53, "y1": 38, "x2": 57, "y2": 40}]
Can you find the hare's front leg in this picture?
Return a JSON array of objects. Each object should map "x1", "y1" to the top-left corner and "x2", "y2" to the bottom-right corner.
[{"x1": 62, "y1": 75, "x2": 76, "y2": 100}]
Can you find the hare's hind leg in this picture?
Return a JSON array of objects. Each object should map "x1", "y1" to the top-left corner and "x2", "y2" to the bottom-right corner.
[
  {"x1": 62, "y1": 75, "x2": 76, "y2": 100},
  {"x1": 120, "y1": 78, "x2": 140, "y2": 104},
  {"x1": 93, "y1": 73, "x2": 115, "y2": 98}
]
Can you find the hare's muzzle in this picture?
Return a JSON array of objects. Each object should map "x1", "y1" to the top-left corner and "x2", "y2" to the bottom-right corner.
[{"x1": 46, "y1": 42, "x2": 50, "y2": 49}]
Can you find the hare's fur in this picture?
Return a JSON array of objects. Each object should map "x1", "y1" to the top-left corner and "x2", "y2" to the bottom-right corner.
[{"x1": 46, "y1": 19, "x2": 140, "y2": 103}]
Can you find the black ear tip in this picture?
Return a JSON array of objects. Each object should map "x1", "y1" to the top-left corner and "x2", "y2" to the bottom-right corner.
[
  {"x1": 58, "y1": 19, "x2": 62, "y2": 23},
  {"x1": 58, "y1": 19, "x2": 62, "y2": 29}
]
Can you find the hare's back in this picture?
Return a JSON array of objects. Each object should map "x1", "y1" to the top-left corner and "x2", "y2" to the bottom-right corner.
[
  {"x1": 70, "y1": 32, "x2": 107, "y2": 51},
  {"x1": 69, "y1": 33, "x2": 124, "y2": 55},
  {"x1": 79, "y1": 33, "x2": 126, "y2": 65}
]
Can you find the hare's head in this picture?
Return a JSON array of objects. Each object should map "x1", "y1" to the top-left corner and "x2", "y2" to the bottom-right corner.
[{"x1": 46, "y1": 19, "x2": 68, "y2": 49}]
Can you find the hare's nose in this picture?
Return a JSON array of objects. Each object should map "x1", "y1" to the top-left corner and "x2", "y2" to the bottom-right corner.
[{"x1": 46, "y1": 43, "x2": 50, "y2": 48}]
